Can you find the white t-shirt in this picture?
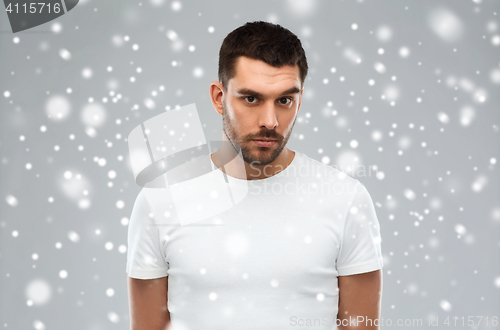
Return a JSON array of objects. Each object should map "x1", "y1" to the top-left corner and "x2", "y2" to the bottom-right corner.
[{"x1": 126, "y1": 149, "x2": 383, "y2": 329}]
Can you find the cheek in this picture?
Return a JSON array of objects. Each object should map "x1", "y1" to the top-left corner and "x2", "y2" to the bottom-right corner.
[
  {"x1": 229, "y1": 108, "x2": 249, "y2": 130},
  {"x1": 225, "y1": 101, "x2": 240, "y2": 123},
  {"x1": 281, "y1": 114, "x2": 297, "y2": 132},
  {"x1": 226, "y1": 109, "x2": 236, "y2": 124}
]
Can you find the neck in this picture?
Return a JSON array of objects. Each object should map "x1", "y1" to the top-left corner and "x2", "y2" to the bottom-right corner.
[{"x1": 210, "y1": 144, "x2": 295, "y2": 181}]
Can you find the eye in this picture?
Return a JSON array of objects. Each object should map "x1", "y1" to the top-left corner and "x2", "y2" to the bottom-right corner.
[
  {"x1": 279, "y1": 97, "x2": 292, "y2": 105},
  {"x1": 244, "y1": 96, "x2": 258, "y2": 103}
]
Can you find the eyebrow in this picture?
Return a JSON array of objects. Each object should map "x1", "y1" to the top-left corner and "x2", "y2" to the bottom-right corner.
[{"x1": 235, "y1": 86, "x2": 301, "y2": 98}]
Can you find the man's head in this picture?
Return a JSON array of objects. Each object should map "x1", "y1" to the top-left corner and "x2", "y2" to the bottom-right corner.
[{"x1": 210, "y1": 21, "x2": 308, "y2": 167}]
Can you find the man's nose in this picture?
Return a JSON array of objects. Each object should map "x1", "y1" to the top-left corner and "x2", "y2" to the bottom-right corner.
[{"x1": 258, "y1": 102, "x2": 278, "y2": 130}]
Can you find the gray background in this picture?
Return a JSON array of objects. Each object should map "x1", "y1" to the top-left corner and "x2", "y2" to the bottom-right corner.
[{"x1": 1, "y1": 0, "x2": 500, "y2": 329}]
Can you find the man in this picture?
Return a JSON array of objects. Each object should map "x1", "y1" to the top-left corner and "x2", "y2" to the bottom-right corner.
[{"x1": 127, "y1": 21, "x2": 383, "y2": 330}]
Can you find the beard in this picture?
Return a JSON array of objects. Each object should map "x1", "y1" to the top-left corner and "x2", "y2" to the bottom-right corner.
[{"x1": 221, "y1": 99, "x2": 295, "y2": 167}]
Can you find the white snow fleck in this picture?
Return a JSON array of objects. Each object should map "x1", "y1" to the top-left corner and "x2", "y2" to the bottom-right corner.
[
  {"x1": 459, "y1": 105, "x2": 475, "y2": 127},
  {"x1": 371, "y1": 130, "x2": 383, "y2": 141},
  {"x1": 473, "y1": 89, "x2": 487, "y2": 103},
  {"x1": 376, "y1": 25, "x2": 393, "y2": 42},
  {"x1": 144, "y1": 98, "x2": 156, "y2": 109},
  {"x1": 81, "y1": 102, "x2": 107, "y2": 127},
  {"x1": 59, "y1": 49, "x2": 71, "y2": 60},
  {"x1": 383, "y1": 85, "x2": 400, "y2": 102},
  {"x1": 454, "y1": 224, "x2": 467, "y2": 235},
  {"x1": 193, "y1": 67, "x2": 204, "y2": 78},
  {"x1": 490, "y1": 68, "x2": 500, "y2": 84},
  {"x1": 398, "y1": 136, "x2": 412, "y2": 150},
  {"x1": 116, "y1": 200, "x2": 125, "y2": 209},
  {"x1": 437, "y1": 112, "x2": 450, "y2": 124},
  {"x1": 68, "y1": 231, "x2": 80, "y2": 243},
  {"x1": 491, "y1": 35, "x2": 500, "y2": 46},
  {"x1": 112, "y1": 35, "x2": 124, "y2": 47},
  {"x1": 171, "y1": 1, "x2": 182, "y2": 11},
  {"x1": 471, "y1": 175, "x2": 487, "y2": 192},
  {"x1": 399, "y1": 46, "x2": 410, "y2": 58},
  {"x1": 107, "y1": 311, "x2": 120, "y2": 323},
  {"x1": 26, "y1": 279, "x2": 52, "y2": 306},
  {"x1": 343, "y1": 47, "x2": 362, "y2": 64},
  {"x1": 106, "y1": 288, "x2": 115, "y2": 297},
  {"x1": 374, "y1": 62, "x2": 386, "y2": 73},
  {"x1": 150, "y1": 0, "x2": 165, "y2": 6},
  {"x1": 33, "y1": 320, "x2": 46, "y2": 330},
  {"x1": 51, "y1": 22, "x2": 62, "y2": 34},
  {"x1": 45, "y1": 95, "x2": 71, "y2": 121},
  {"x1": 6, "y1": 194, "x2": 18, "y2": 207},
  {"x1": 440, "y1": 299, "x2": 452, "y2": 311},
  {"x1": 166, "y1": 30, "x2": 178, "y2": 41},
  {"x1": 428, "y1": 7, "x2": 463, "y2": 42},
  {"x1": 404, "y1": 189, "x2": 416, "y2": 200},
  {"x1": 287, "y1": 0, "x2": 318, "y2": 17}
]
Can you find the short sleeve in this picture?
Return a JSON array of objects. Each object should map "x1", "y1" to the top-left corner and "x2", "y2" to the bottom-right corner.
[
  {"x1": 336, "y1": 182, "x2": 383, "y2": 276},
  {"x1": 126, "y1": 188, "x2": 169, "y2": 279}
]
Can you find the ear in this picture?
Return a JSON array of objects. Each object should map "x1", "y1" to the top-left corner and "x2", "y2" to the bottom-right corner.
[{"x1": 209, "y1": 81, "x2": 224, "y2": 116}]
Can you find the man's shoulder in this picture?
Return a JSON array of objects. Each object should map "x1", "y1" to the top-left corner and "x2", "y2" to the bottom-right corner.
[
  {"x1": 296, "y1": 151, "x2": 360, "y2": 189},
  {"x1": 140, "y1": 186, "x2": 173, "y2": 204}
]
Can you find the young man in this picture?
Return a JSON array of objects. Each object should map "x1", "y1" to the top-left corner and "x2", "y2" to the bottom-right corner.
[{"x1": 127, "y1": 21, "x2": 383, "y2": 330}]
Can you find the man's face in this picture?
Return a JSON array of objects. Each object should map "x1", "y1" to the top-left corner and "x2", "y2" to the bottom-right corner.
[{"x1": 221, "y1": 56, "x2": 303, "y2": 166}]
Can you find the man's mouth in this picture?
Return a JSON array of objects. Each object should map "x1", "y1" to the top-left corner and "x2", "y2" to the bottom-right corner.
[{"x1": 252, "y1": 139, "x2": 277, "y2": 147}]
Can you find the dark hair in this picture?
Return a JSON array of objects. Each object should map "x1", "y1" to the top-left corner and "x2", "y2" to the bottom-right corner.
[{"x1": 218, "y1": 21, "x2": 308, "y2": 92}]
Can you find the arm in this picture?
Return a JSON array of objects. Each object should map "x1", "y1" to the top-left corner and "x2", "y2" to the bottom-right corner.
[
  {"x1": 128, "y1": 275, "x2": 171, "y2": 330},
  {"x1": 337, "y1": 269, "x2": 382, "y2": 330}
]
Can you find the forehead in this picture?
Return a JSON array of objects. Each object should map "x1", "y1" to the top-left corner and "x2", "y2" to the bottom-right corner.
[{"x1": 229, "y1": 56, "x2": 301, "y2": 93}]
